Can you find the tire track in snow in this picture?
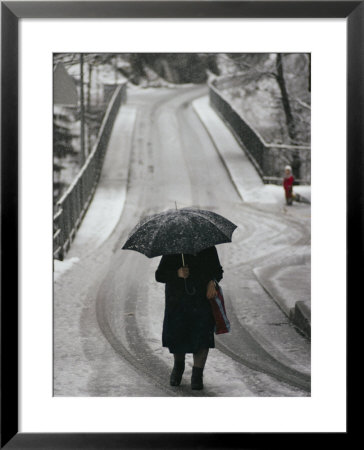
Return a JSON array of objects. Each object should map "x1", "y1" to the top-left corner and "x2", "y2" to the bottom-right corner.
[
  {"x1": 97, "y1": 86, "x2": 310, "y2": 396},
  {"x1": 174, "y1": 91, "x2": 310, "y2": 391}
]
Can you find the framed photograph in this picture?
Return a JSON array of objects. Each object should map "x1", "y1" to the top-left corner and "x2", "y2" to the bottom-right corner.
[{"x1": 2, "y1": 1, "x2": 358, "y2": 448}]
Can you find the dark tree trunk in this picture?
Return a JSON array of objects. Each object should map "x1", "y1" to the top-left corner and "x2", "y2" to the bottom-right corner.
[
  {"x1": 80, "y1": 53, "x2": 85, "y2": 165},
  {"x1": 275, "y1": 53, "x2": 297, "y2": 143},
  {"x1": 308, "y1": 53, "x2": 311, "y2": 93},
  {"x1": 87, "y1": 62, "x2": 93, "y2": 154},
  {"x1": 87, "y1": 63, "x2": 92, "y2": 112}
]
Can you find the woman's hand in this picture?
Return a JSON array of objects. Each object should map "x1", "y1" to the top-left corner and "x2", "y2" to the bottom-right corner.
[
  {"x1": 177, "y1": 266, "x2": 190, "y2": 279},
  {"x1": 206, "y1": 280, "x2": 217, "y2": 299}
]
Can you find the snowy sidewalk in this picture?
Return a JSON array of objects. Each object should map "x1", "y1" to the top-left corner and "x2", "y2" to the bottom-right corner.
[
  {"x1": 193, "y1": 95, "x2": 311, "y2": 336},
  {"x1": 253, "y1": 254, "x2": 311, "y2": 337},
  {"x1": 54, "y1": 104, "x2": 137, "y2": 279},
  {"x1": 193, "y1": 96, "x2": 278, "y2": 204}
]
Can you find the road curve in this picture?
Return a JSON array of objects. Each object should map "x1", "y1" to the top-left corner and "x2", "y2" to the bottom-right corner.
[{"x1": 93, "y1": 85, "x2": 311, "y2": 397}]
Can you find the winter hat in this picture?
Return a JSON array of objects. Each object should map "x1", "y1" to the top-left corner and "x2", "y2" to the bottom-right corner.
[{"x1": 285, "y1": 165, "x2": 292, "y2": 172}]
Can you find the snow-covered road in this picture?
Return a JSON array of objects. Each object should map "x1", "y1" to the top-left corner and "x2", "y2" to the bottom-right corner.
[{"x1": 54, "y1": 85, "x2": 310, "y2": 397}]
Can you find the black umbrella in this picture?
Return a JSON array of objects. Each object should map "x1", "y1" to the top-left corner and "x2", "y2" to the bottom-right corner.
[{"x1": 122, "y1": 207, "x2": 237, "y2": 260}]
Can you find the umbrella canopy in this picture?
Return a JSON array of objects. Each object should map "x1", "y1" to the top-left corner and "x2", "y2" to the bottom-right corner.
[{"x1": 122, "y1": 207, "x2": 237, "y2": 258}]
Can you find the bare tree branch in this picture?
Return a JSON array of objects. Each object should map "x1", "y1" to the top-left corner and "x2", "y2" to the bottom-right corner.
[{"x1": 293, "y1": 97, "x2": 311, "y2": 110}]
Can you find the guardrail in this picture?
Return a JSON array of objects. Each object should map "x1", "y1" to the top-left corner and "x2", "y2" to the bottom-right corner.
[
  {"x1": 53, "y1": 83, "x2": 126, "y2": 260},
  {"x1": 208, "y1": 76, "x2": 310, "y2": 185}
]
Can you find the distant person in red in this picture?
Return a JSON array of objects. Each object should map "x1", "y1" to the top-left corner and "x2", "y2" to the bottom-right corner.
[
  {"x1": 283, "y1": 165, "x2": 311, "y2": 206},
  {"x1": 283, "y1": 165, "x2": 294, "y2": 205}
]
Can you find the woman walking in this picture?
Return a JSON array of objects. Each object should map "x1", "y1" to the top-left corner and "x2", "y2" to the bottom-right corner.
[{"x1": 155, "y1": 246, "x2": 223, "y2": 390}]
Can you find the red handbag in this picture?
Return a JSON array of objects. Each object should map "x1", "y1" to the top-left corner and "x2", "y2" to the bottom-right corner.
[{"x1": 209, "y1": 283, "x2": 231, "y2": 335}]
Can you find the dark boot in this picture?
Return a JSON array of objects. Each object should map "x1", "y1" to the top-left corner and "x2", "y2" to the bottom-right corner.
[
  {"x1": 170, "y1": 361, "x2": 185, "y2": 386},
  {"x1": 191, "y1": 366, "x2": 204, "y2": 390}
]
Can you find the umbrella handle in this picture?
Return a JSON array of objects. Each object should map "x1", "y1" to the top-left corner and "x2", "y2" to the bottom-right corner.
[{"x1": 181, "y1": 254, "x2": 196, "y2": 295}]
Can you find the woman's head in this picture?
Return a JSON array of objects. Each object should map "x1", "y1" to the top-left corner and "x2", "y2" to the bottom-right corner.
[{"x1": 284, "y1": 165, "x2": 292, "y2": 176}]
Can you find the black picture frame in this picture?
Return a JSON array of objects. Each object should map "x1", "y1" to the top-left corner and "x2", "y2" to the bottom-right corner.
[{"x1": 1, "y1": 1, "x2": 358, "y2": 448}]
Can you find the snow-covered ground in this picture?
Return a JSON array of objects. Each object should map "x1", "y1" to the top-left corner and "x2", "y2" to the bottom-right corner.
[{"x1": 54, "y1": 85, "x2": 310, "y2": 397}]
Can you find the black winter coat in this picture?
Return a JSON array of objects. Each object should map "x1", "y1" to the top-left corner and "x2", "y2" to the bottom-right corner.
[{"x1": 155, "y1": 246, "x2": 223, "y2": 354}]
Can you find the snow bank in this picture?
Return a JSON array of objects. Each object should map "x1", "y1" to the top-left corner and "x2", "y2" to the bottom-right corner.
[{"x1": 54, "y1": 257, "x2": 80, "y2": 282}]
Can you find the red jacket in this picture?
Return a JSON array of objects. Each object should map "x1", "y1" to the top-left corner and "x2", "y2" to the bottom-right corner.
[{"x1": 283, "y1": 175, "x2": 294, "y2": 198}]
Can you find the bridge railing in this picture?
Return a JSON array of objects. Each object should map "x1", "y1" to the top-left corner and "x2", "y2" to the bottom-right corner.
[
  {"x1": 208, "y1": 76, "x2": 310, "y2": 185},
  {"x1": 53, "y1": 83, "x2": 127, "y2": 260}
]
